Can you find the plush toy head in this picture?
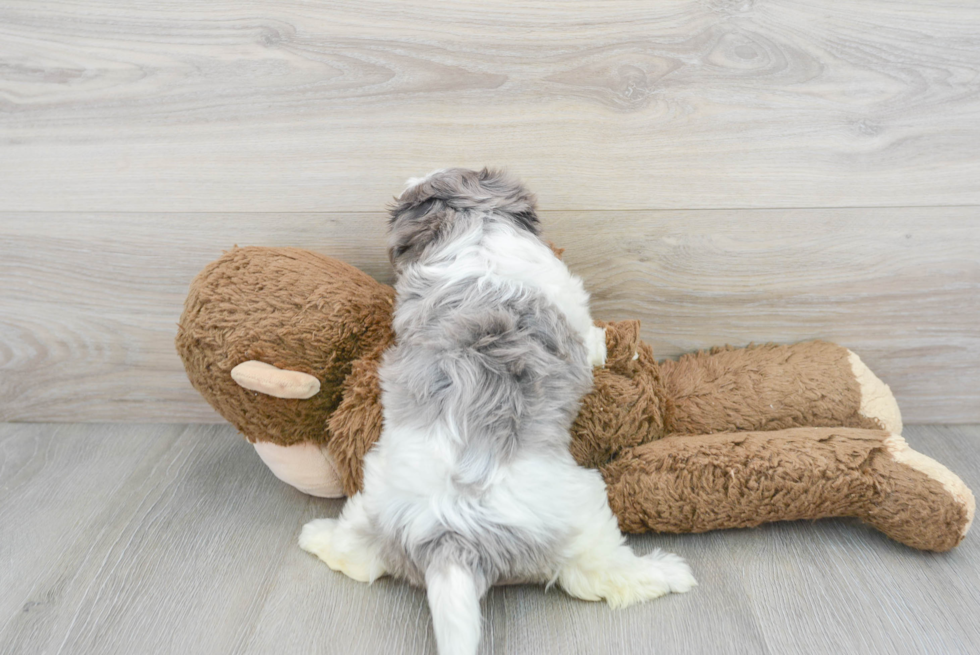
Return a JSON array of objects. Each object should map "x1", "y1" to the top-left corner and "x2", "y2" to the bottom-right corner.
[{"x1": 176, "y1": 247, "x2": 394, "y2": 448}]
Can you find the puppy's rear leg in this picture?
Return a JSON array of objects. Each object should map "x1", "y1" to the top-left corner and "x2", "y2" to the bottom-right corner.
[
  {"x1": 299, "y1": 493, "x2": 387, "y2": 583},
  {"x1": 558, "y1": 506, "x2": 696, "y2": 608}
]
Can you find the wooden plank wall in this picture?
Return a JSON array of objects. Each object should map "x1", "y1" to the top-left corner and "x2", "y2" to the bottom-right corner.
[{"x1": 1, "y1": 1, "x2": 978, "y2": 423}]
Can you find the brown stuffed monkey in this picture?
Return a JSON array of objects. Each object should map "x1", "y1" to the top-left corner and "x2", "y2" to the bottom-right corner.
[{"x1": 175, "y1": 246, "x2": 974, "y2": 552}]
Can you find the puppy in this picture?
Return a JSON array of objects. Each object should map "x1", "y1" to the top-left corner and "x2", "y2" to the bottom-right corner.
[{"x1": 300, "y1": 168, "x2": 695, "y2": 655}]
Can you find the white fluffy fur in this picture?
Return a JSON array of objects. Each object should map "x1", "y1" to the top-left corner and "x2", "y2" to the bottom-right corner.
[
  {"x1": 426, "y1": 564, "x2": 482, "y2": 655},
  {"x1": 394, "y1": 212, "x2": 607, "y2": 367},
  {"x1": 300, "y1": 187, "x2": 693, "y2": 655}
]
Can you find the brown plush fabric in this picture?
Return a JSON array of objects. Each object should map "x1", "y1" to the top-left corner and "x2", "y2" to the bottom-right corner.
[
  {"x1": 176, "y1": 247, "x2": 394, "y2": 446},
  {"x1": 571, "y1": 321, "x2": 668, "y2": 468},
  {"x1": 602, "y1": 427, "x2": 968, "y2": 552},
  {"x1": 569, "y1": 330, "x2": 880, "y2": 470},
  {"x1": 176, "y1": 246, "x2": 972, "y2": 552},
  {"x1": 327, "y1": 342, "x2": 389, "y2": 496}
]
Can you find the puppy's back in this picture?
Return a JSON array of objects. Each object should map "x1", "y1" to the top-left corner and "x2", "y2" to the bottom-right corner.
[{"x1": 378, "y1": 168, "x2": 596, "y2": 655}]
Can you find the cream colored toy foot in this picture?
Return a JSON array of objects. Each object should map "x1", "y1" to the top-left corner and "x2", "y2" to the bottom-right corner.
[
  {"x1": 878, "y1": 434, "x2": 975, "y2": 545},
  {"x1": 848, "y1": 350, "x2": 903, "y2": 434}
]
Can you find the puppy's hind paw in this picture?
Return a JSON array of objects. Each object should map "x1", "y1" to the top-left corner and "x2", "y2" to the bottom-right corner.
[
  {"x1": 299, "y1": 518, "x2": 337, "y2": 562},
  {"x1": 299, "y1": 517, "x2": 386, "y2": 583},
  {"x1": 644, "y1": 549, "x2": 697, "y2": 594},
  {"x1": 599, "y1": 550, "x2": 696, "y2": 608}
]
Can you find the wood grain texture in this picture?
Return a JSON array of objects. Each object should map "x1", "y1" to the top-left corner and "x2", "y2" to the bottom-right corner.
[
  {"x1": 557, "y1": 210, "x2": 980, "y2": 424},
  {"x1": 1, "y1": 1, "x2": 979, "y2": 212},
  {"x1": 2, "y1": 209, "x2": 977, "y2": 423},
  {"x1": 1, "y1": 422, "x2": 978, "y2": 654}
]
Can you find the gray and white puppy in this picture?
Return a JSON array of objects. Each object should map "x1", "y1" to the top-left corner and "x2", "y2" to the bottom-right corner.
[{"x1": 300, "y1": 168, "x2": 695, "y2": 655}]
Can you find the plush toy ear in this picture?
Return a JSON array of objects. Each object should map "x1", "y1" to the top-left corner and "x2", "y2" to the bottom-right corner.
[{"x1": 230, "y1": 360, "x2": 321, "y2": 399}]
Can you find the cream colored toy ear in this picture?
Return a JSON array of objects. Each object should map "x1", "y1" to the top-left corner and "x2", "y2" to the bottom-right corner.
[{"x1": 231, "y1": 360, "x2": 321, "y2": 399}]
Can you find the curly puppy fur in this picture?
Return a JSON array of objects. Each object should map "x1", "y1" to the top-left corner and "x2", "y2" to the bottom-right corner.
[{"x1": 300, "y1": 169, "x2": 694, "y2": 655}]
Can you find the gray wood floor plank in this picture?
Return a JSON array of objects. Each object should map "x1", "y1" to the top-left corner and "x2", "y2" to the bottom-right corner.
[
  {"x1": 1, "y1": 423, "x2": 977, "y2": 655},
  {"x1": 0, "y1": 423, "x2": 185, "y2": 648},
  {"x1": 0, "y1": 424, "x2": 311, "y2": 655}
]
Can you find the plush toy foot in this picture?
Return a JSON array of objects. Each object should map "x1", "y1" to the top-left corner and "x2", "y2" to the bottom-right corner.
[
  {"x1": 867, "y1": 434, "x2": 975, "y2": 550},
  {"x1": 848, "y1": 350, "x2": 903, "y2": 434},
  {"x1": 602, "y1": 427, "x2": 974, "y2": 552},
  {"x1": 253, "y1": 440, "x2": 345, "y2": 498}
]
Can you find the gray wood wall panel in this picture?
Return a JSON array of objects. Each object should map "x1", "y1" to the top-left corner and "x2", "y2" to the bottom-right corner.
[
  {"x1": 1, "y1": 1, "x2": 979, "y2": 212},
  {"x1": 1, "y1": 209, "x2": 977, "y2": 423},
  {"x1": 1, "y1": 0, "x2": 978, "y2": 423}
]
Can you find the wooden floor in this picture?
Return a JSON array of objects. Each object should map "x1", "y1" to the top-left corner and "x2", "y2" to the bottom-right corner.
[{"x1": 2, "y1": 422, "x2": 978, "y2": 655}]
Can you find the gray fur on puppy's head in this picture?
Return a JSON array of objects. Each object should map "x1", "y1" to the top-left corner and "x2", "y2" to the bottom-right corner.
[{"x1": 387, "y1": 168, "x2": 539, "y2": 270}]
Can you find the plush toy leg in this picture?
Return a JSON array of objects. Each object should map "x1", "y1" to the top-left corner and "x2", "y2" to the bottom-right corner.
[
  {"x1": 253, "y1": 441, "x2": 345, "y2": 498},
  {"x1": 602, "y1": 427, "x2": 974, "y2": 552},
  {"x1": 659, "y1": 341, "x2": 901, "y2": 436}
]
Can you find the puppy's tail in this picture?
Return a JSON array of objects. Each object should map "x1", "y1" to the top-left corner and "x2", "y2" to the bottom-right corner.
[{"x1": 425, "y1": 561, "x2": 485, "y2": 655}]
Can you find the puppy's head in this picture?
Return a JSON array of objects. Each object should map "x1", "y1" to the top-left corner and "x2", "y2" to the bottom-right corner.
[{"x1": 388, "y1": 168, "x2": 539, "y2": 271}]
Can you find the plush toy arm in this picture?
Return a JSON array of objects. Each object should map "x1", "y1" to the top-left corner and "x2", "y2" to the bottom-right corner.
[
  {"x1": 602, "y1": 427, "x2": 974, "y2": 552},
  {"x1": 326, "y1": 346, "x2": 387, "y2": 496},
  {"x1": 230, "y1": 360, "x2": 321, "y2": 399},
  {"x1": 659, "y1": 341, "x2": 902, "y2": 437}
]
